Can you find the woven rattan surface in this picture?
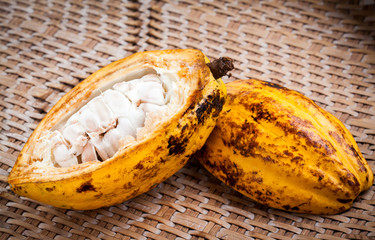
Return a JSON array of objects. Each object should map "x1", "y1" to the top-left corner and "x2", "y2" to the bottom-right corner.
[{"x1": 1, "y1": 0, "x2": 374, "y2": 239}]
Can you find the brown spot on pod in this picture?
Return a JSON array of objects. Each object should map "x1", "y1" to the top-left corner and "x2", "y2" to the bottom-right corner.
[
  {"x1": 77, "y1": 181, "x2": 96, "y2": 193},
  {"x1": 94, "y1": 193, "x2": 103, "y2": 199},
  {"x1": 283, "y1": 150, "x2": 293, "y2": 157},
  {"x1": 134, "y1": 162, "x2": 144, "y2": 170},
  {"x1": 123, "y1": 182, "x2": 134, "y2": 189},
  {"x1": 282, "y1": 205, "x2": 291, "y2": 210},
  {"x1": 251, "y1": 171, "x2": 263, "y2": 183},
  {"x1": 217, "y1": 159, "x2": 244, "y2": 188},
  {"x1": 227, "y1": 120, "x2": 260, "y2": 158},
  {"x1": 291, "y1": 156, "x2": 303, "y2": 164},
  {"x1": 196, "y1": 90, "x2": 225, "y2": 125},
  {"x1": 349, "y1": 145, "x2": 367, "y2": 172},
  {"x1": 168, "y1": 135, "x2": 189, "y2": 155},
  {"x1": 337, "y1": 198, "x2": 352, "y2": 204},
  {"x1": 243, "y1": 101, "x2": 275, "y2": 123},
  {"x1": 329, "y1": 131, "x2": 343, "y2": 145},
  {"x1": 259, "y1": 80, "x2": 288, "y2": 90},
  {"x1": 45, "y1": 186, "x2": 55, "y2": 192}
]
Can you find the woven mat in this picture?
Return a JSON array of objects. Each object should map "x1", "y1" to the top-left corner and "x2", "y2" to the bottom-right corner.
[{"x1": 1, "y1": 0, "x2": 374, "y2": 239}]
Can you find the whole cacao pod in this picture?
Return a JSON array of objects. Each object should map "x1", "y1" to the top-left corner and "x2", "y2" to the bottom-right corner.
[{"x1": 197, "y1": 79, "x2": 373, "y2": 214}]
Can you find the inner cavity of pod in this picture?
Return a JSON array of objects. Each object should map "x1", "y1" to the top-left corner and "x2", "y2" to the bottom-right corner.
[{"x1": 32, "y1": 68, "x2": 184, "y2": 168}]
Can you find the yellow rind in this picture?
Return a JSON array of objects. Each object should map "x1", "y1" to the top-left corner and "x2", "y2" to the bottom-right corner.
[
  {"x1": 8, "y1": 49, "x2": 227, "y2": 210},
  {"x1": 198, "y1": 79, "x2": 373, "y2": 215}
]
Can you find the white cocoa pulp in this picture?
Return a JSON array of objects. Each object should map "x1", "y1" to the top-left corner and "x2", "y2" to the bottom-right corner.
[{"x1": 33, "y1": 71, "x2": 183, "y2": 168}]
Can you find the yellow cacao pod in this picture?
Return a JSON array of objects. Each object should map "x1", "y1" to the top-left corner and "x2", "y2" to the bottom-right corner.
[
  {"x1": 197, "y1": 79, "x2": 373, "y2": 214},
  {"x1": 8, "y1": 49, "x2": 230, "y2": 210}
]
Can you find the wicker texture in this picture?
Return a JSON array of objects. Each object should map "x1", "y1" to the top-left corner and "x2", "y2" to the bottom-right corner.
[{"x1": 1, "y1": 0, "x2": 374, "y2": 239}]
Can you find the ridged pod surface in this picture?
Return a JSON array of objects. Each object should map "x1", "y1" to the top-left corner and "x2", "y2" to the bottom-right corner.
[
  {"x1": 8, "y1": 49, "x2": 227, "y2": 210},
  {"x1": 197, "y1": 79, "x2": 373, "y2": 214}
]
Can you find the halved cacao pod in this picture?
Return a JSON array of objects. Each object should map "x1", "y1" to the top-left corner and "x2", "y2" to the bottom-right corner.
[
  {"x1": 197, "y1": 79, "x2": 373, "y2": 215},
  {"x1": 8, "y1": 49, "x2": 230, "y2": 210}
]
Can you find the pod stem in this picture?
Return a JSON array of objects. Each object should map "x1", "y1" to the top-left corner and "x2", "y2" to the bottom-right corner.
[{"x1": 207, "y1": 57, "x2": 234, "y2": 79}]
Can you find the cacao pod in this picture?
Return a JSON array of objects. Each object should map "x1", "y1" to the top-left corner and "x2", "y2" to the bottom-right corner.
[
  {"x1": 197, "y1": 79, "x2": 373, "y2": 214},
  {"x1": 8, "y1": 49, "x2": 231, "y2": 210}
]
